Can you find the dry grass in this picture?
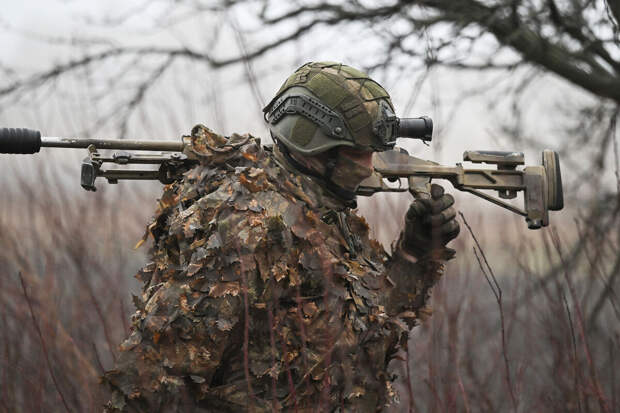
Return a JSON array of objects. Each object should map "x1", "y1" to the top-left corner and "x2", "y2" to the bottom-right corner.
[{"x1": 0, "y1": 161, "x2": 618, "y2": 413}]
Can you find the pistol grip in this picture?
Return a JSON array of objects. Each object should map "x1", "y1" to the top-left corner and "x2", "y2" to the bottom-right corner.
[{"x1": 408, "y1": 176, "x2": 431, "y2": 200}]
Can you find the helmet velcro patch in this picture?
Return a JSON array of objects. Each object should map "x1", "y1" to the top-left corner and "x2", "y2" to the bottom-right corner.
[
  {"x1": 306, "y1": 73, "x2": 349, "y2": 109},
  {"x1": 342, "y1": 103, "x2": 365, "y2": 120},
  {"x1": 347, "y1": 110, "x2": 373, "y2": 132}
]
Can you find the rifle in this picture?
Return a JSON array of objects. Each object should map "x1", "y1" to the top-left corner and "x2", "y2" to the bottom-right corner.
[{"x1": 0, "y1": 121, "x2": 563, "y2": 229}]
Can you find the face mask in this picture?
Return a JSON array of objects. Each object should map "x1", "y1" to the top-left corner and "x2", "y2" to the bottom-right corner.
[{"x1": 329, "y1": 149, "x2": 374, "y2": 192}]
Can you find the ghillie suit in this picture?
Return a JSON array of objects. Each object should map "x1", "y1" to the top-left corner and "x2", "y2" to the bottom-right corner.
[{"x1": 103, "y1": 125, "x2": 447, "y2": 412}]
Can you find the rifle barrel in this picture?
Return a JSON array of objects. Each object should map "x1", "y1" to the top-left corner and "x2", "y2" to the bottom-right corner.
[
  {"x1": 0, "y1": 128, "x2": 185, "y2": 154},
  {"x1": 41, "y1": 137, "x2": 184, "y2": 152}
]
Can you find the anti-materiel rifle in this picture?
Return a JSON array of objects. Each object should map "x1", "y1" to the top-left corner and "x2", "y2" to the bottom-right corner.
[{"x1": 0, "y1": 118, "x2": 563, "y2": 229}]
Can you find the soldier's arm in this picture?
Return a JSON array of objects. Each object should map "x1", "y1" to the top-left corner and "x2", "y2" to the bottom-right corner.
[
  {"x1": 383, "y1": 184, "x2": 459, "y2": 326},
  {"x1": 383, "y1": 249, "x2": 445, "y2": 325}
]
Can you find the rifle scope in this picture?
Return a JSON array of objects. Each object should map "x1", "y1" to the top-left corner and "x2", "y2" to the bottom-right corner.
[{"x1": 398, "y1": 116, "x2": 433, "y2": 142}]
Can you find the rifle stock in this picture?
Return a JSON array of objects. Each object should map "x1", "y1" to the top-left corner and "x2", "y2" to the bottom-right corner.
[{"x1": 357, "y1": 148, "x2": 564, "y2": 229}]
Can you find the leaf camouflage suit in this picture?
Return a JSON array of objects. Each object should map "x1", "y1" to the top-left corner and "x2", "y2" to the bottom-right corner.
[{"x1": 104, "y1": 125, "x2": 447, "y2": 412}]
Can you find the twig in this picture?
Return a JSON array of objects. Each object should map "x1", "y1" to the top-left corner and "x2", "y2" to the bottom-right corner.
[
  {"x1": 319, "y1": 253, "x2": 335, "y2": 412},
  {"x1": 228, "y1": 12, "x2": 265, "y2": 111},
  {"x1": 91, "y1": 342, "x2": 106, "y2": 376},
  {"x1": 612, "y1": 107, "x2": 620, "y2": 196},
  {"x1": 448, "y1": 301, "x2": 471, "y2": 413},
  {"x1": 426, "y1": 319, "x2": 443, "y2": 412},
  {"x1": 404, "y1": 338, "x2": 416, "y2": 413},
  {"x1": 18, "y1": 272, "x2": 72, "y2": 413},
  {"x1": 266, "y1": 276, "x2": 278, "y2": 412},
  {"x1": 281, "y1": 337, "x2": 299, "y2": 412},
  {"x1": 459, "y1": 212, "x2": 518, "y2": 412},
  {"x1": 604, "y1": 0, "x2": 620, "y2": 37},
  {"x1": 611, "y1": 337, "x2": 618, "y2": 412},
  {"x1": 120, "y1": 298, "x2": 130, "y2": 336},
  {"x1": 237, "y1": 243, "x2": 255, "y2": 412},
  {"x1": 118, "y1": 55, "x2": 174, "y2": 137},
  {"x1": 0, "y1": 269, "x2": 13, "y2": 410},
  {"x1": 456, "y1": 362, "x2": 471, "y2": 413},
  {"x1": 548, "y1": 228, "x2": 611, "y2": 413},
  {"x1": 82, "y1": 277, "x2": 117, "y2": 363},
  {"x1": 562, "y1": 292, "x2": 583, "y2": 413}
]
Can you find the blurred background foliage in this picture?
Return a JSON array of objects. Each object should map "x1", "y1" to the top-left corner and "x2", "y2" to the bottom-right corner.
[{"x1": 0, "y1": 0, "x2": 619, "y2": 411}]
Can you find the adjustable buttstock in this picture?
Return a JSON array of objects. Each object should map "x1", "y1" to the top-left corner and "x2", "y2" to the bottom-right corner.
[
  {"x1": 0, "y1": 128, "x2": 42, "y2": 154},
  {"x1": 359, "y1": 148, "x2": 564, "y2": 229}
]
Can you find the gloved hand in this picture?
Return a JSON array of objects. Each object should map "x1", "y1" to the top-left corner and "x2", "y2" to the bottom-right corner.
[{"x1": 397, "y1": 183, "x2": 460, "y2": 261}]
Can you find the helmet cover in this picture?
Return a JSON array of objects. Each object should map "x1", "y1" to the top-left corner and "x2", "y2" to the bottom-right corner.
[{"x1": 263, "y1": 62, "x2": 398, "y2": 155}]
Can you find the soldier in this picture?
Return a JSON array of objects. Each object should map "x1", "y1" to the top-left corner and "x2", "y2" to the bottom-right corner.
[{"x1": 104, "y1": 61, "x2": 459, "y2": 412}]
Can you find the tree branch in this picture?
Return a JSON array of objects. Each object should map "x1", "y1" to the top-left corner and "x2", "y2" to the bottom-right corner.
[{"x1": 450, "y1": 0, "x2": 620, "y2": 103}]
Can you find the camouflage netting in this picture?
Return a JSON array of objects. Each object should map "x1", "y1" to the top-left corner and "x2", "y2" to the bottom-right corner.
[{"x1": 103, "y1": 125, "x2": 446, "y2": 412}]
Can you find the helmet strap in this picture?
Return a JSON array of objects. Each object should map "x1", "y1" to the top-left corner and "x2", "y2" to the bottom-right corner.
[{"x1": 324, "y1": 156, "x2": 337, "y2": 181}]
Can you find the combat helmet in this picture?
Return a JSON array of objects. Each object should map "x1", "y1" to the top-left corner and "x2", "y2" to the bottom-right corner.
[{"x1": 263, "y1": 62, "x2": 400, "y2": 156}]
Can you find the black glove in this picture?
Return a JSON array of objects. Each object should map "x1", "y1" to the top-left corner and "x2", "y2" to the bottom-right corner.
[{"x1": 398, "y1": 183, "x2": 460, "y2": 260}]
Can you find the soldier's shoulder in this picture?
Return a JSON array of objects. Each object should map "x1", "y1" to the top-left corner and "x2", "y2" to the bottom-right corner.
[
  {"x1": 179, "y1": 124, "x2": 322, "y2": 209},
  {"x1": 143, "y1": 126, "x2": 311, "y2": 279},
  {"x1": 183, "y1": 124, "x2": 266, "y2": 167},
  {"x1": 146, "y1": 125, "x2": 329, "y2": 247}
]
